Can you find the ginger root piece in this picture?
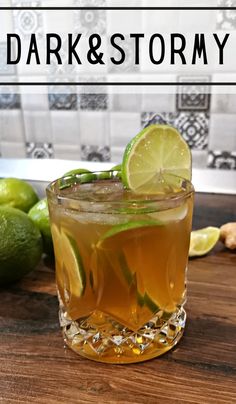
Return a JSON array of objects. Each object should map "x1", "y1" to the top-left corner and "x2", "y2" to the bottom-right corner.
[{"x1": 220, "y1": 223, "x2": 236, "y2": 250}]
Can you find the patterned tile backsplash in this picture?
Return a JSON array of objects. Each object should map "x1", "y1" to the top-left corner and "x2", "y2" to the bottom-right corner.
[{"x1": 0, "y1": 1, "x2": 235, "y2": 170}]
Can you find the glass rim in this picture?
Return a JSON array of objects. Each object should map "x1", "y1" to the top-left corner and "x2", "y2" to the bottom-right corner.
[{"x1": 46, "y1": 170, "x2": 194, "y2": 207}]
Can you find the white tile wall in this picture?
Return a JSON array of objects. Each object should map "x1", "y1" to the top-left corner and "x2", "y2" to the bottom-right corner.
[
  {"x1": 0, "y1": 110, "x2": 25, "y2": 142},
  {"x1": 141, "y1": 93, "x2": 176, "y2": 113},
  {"x1": 1, "y1": 141, "x2": 26, "y2": 158},
  {"x1": 109, "y1": 112, "x2": 141, "y2": 147},
  {"x1": 110, "y1": 93, "x2": 142, "y2": 112},
  {"x1": 20, "y1": 92, "x2": 49, "y2": 111},
  {"x1": 79, "y1": 111, "x2": 110, "y2": 146},
  {"x1": 54, "y1": 144, "x2": 81, "y2": 160},
  {"x1": 211, "y1": 93, "x2": 236, "y2": 114},
  {"x1": 110, "y1": 146, "x2": 124, "y2": 163},
  {"x1": 51, "y1": 111, "x2": 80, "y2": 145},
  {"x1": 209, "y1": 114, "x2": 236, "y2": 150},
  {"x1": 107, "y1": 1, "x2": 141, "y2": 34},
  {"x1": 23, "y1": 111, "x2": 52, "y2": 142},
  {"x1": 192, "y1": 150, "x2": 208, "y2": 168}
]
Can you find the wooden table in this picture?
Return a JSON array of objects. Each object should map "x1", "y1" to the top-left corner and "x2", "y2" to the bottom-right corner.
[{"x1": 0, "y1": 193, "x2": 236, "y2": 404}]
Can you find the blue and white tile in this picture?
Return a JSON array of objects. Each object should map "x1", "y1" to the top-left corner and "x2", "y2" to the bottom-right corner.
[
  {"x1": 12, "y1": 0, "x2": 44, "y2": 39},
  {"x1": 0, "y1": 110, "x2": 25, "y2": 142},
  {"x1": 26, "y1": 142, "x2": 54, "y2": 159},
  {"x1": 0, "y1": 85, "x2": 21, "y2": 109},
  {"x1": 141, "y1": 112, "x2": 174, "y2": 128},
  {"x1": 174, "y1": 112, "x2": 210, "y2": 150},
  {"x1": 81, "y1": 145, "x2": 110, "y2": 162},
  {"x1": 217, "y1": 0, "x2": 236, "y2": 30},
  {"x1": 177, "y1": 76, "x2": 211, "y2": 111},
  {"x1": 141, "y1": 112, "x2": 209, "y2": 150},
  {"x1": 207, "y1": 150, "x2": 236, "y2": 169},
  {"x1": 48, "y1": 85, "x2": 78, "y2": 110},
  {"x1": 79, "y1": 92, "x2": 108, "y2": 110},
  {"x1": 74, "y1": 0, "x2": 106, "y2": 36},
  {"x1": 78, "y1": 76, "x2": 108, "y2": 110},
  {"x1": 0, "y1": 43, "x2": 15, "y2": 75}
]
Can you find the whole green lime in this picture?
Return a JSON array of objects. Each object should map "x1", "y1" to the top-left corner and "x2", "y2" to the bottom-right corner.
[
  {"x1": 0, "y1": 206, "x2": 43, "y2": 285},
  {"x1": 28, "y1": 198, "x2": 53, "y2": 256},
  {"x1": 0, "y1": 178, "x2": 39, "y2": 212}
]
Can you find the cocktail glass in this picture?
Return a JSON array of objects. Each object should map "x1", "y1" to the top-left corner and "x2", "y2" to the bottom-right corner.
[{"x1": 47, "y1": 172, "x2": 194, "y2": 364}]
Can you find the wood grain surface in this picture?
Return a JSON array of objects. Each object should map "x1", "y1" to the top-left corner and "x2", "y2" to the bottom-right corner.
[{"x1": 0, "y1": 193, "x2": 236, "y2": 404}]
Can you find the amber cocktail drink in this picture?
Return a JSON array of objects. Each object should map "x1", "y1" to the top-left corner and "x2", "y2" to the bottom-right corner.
[{"x1": 47, "y1": 172, "x2": 193, "y2": 363}]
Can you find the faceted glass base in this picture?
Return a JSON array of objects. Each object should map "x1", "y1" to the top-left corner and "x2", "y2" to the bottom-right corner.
[{"x1": 60, "y1": 307, "x2": 186, "y2": 364}]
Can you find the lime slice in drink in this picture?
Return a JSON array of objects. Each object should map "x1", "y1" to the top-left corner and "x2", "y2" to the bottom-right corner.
[
  {"x1": 60, "y1": 230, "x2": 86, "y2": 296},
  {"x1": 137, "y1": 292, "x2": 174, "y2": 318},
  {"x1": 118, "y1": 253, "x2": 134, "y2": 286},
  {"x1": 189, "y1": 227, "x2": 220, "y2": 257},
  {"x1": 99, "y1": 219, "x2": 162, "y2": 243},
  {"x1": 122, "y1": 124, "x2": 191, "y2": 194},
  {"x1": 144, "y1": 292, "x2": 160, "y2": 313},
  {"x1": 97, "y1": 221, "x2": 162, "y2": 290},
  {"x1": 149, "y1": 202, "x2": 188, "y2": 223},
  {"x1": 51, "y1": 223, "x2": 62, "y2": 261},
  {"x1": 144, "y1": 292, "x2": 175, "y2": 314}
]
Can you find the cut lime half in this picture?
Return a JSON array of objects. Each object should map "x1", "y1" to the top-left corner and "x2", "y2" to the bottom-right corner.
[
  {"x1": 122, "y1": 124, "x2": 191, "y2": 194},
  {"x1": 189, "y1": 227, "x2": 220, "y2": 257}
]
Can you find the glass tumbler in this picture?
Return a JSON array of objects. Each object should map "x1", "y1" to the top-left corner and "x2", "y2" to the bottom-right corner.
[{"x1": 47, "y1": 172, "x2": 194, "y2": 364}]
